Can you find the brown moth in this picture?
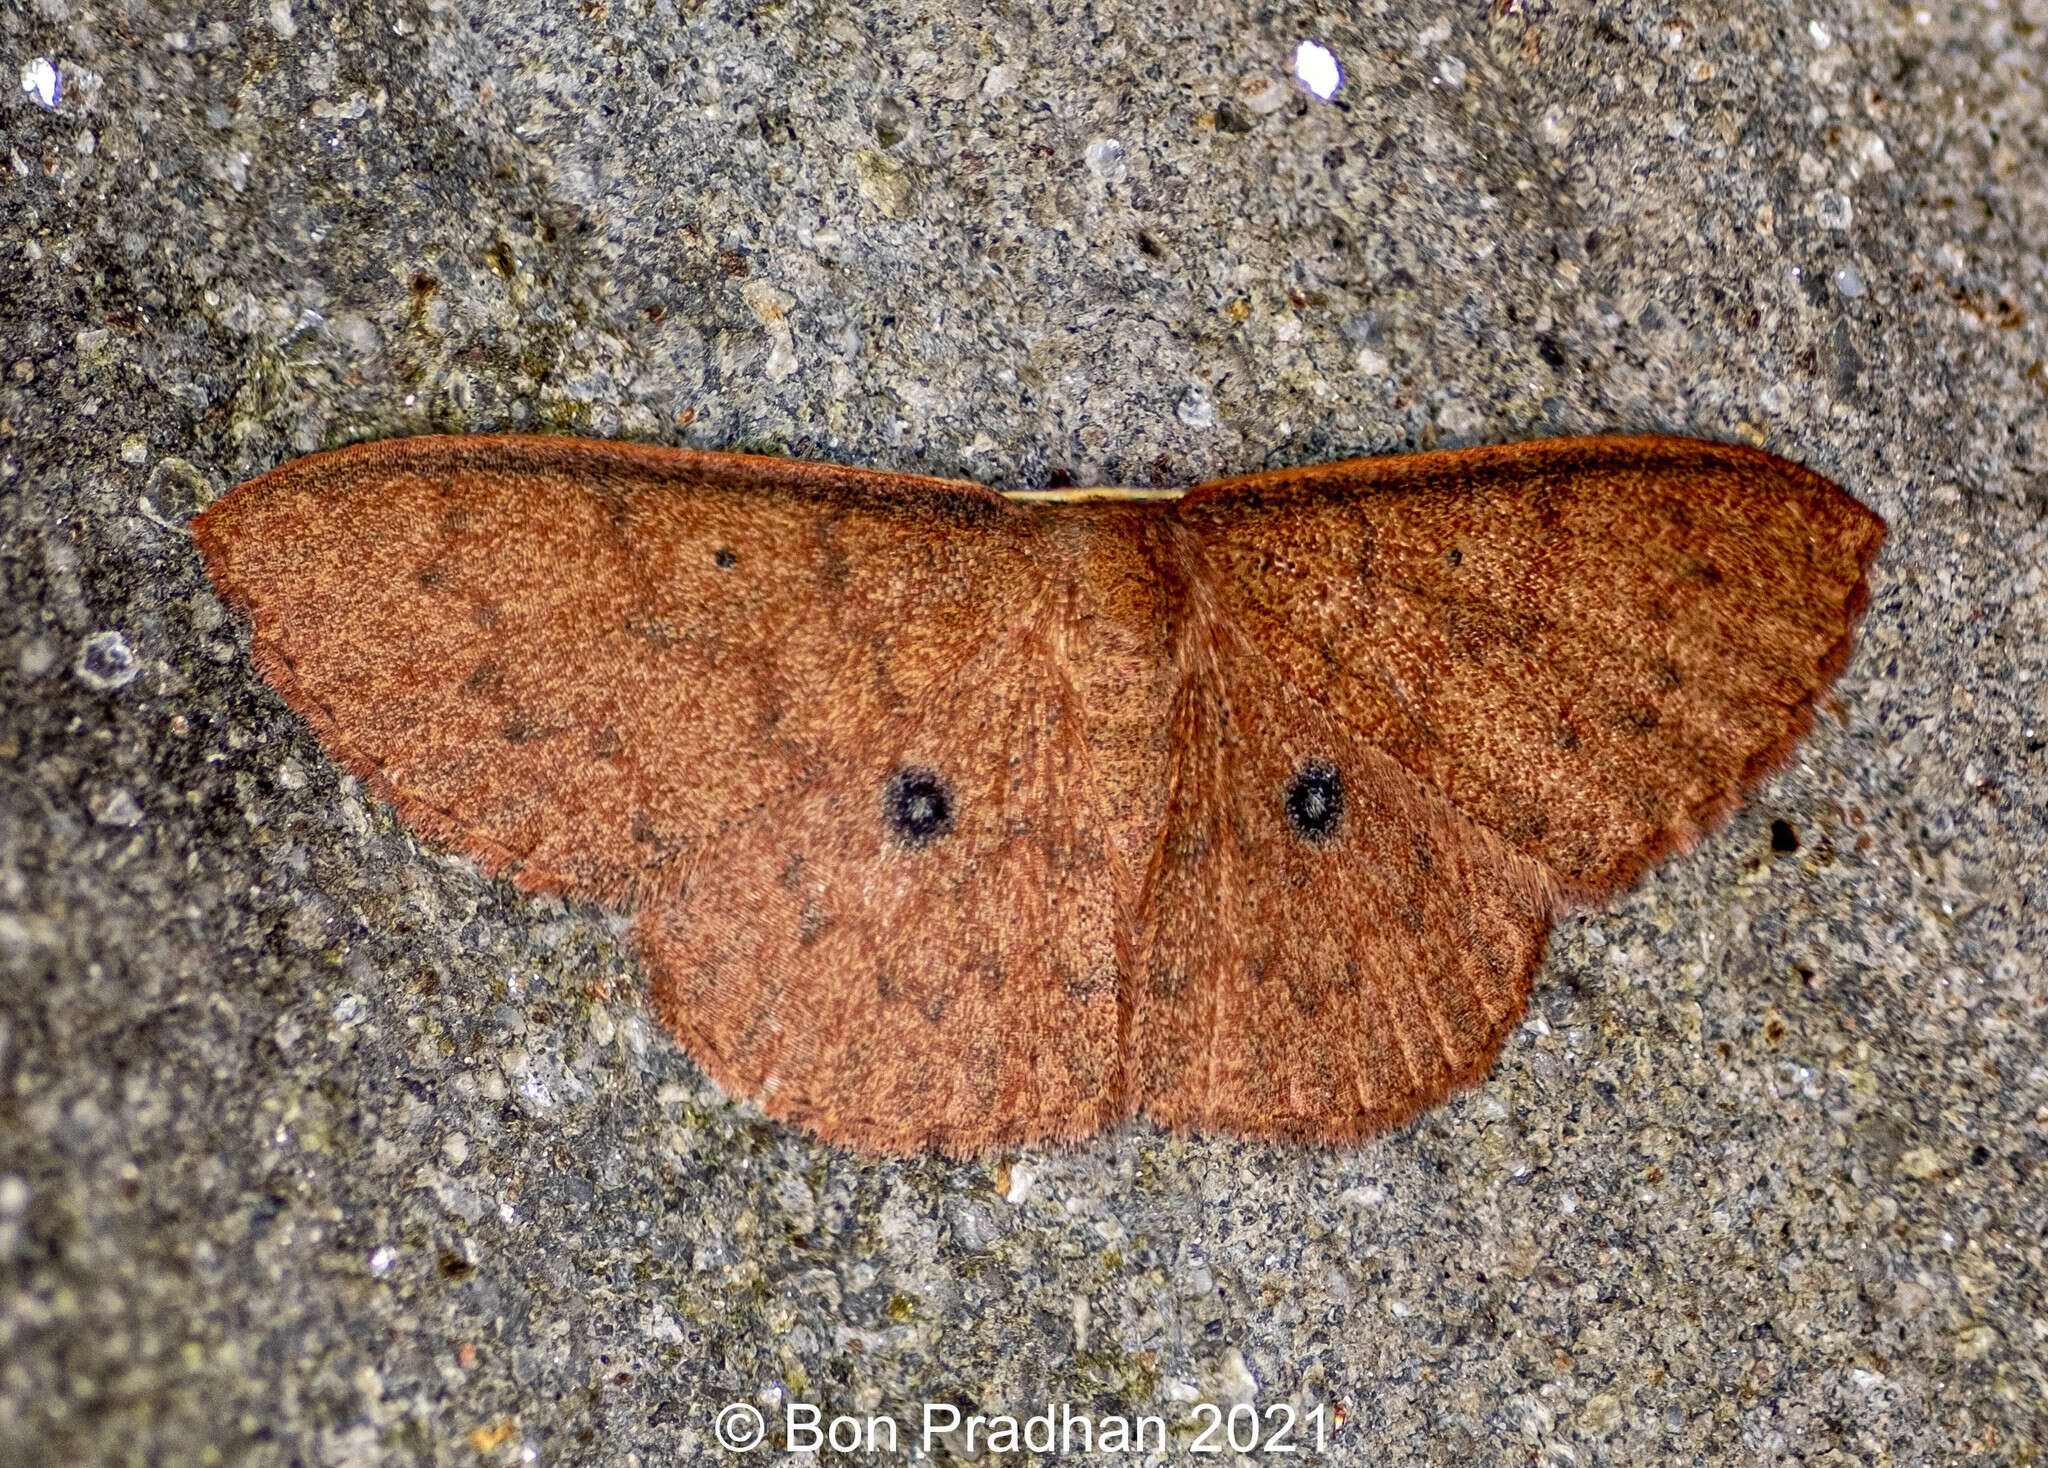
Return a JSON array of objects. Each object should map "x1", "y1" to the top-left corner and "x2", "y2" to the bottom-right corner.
[{"x1": 193, "y1": 433, "x2": 1884, "y2": 1155}]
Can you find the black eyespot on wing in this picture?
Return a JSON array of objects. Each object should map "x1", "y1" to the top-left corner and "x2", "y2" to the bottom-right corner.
[
  {"x1": 714, "y1": 547, "x2": 738, "y2": 570},
  {"x1": 1283, "y1": 761, "x2": 1344, "y2": 843},
  {"x1": 884, "y1": 767, "x2": 956, "y2": 847},
  {"x1": 1770, "y1": 818, "x2": 1799, "y2": 853}
]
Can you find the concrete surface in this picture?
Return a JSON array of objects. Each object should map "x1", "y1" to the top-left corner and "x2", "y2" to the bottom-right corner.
[{"x1": 2, "y1": 0, "x2": 2045, "y2": 1462}]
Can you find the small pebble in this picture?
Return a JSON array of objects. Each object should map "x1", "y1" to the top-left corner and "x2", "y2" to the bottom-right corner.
[
  {"x1": 1175, "y1": 384, "x2": 1217, "y2": 429},
  {"x1": 20, "y1": 58, "x2": 59, "y2": 111},
  {"x1": 1294, "y1": 41, "x2": 1341, "y2": 100},
  {"x1": 20, "y1": 639, "x2": 58, "y2": 678},
  {"x1": 1240, "y1": 75, "x2": 1289, "y2": 115},
  {"x1": 92, "y1": 789, "x2": 145, "y2": 827},
  {"x1": 75, "y1": 631, "x2": 140, "y2": 691},
  {"x1": 1084, "y1": 138, "x2": 1126, "y2": 182}
]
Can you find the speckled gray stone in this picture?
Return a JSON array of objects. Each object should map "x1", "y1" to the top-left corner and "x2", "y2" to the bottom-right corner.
[{"x1": 3, "y1": 0, "x2": 2045, "y2": 1464}]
